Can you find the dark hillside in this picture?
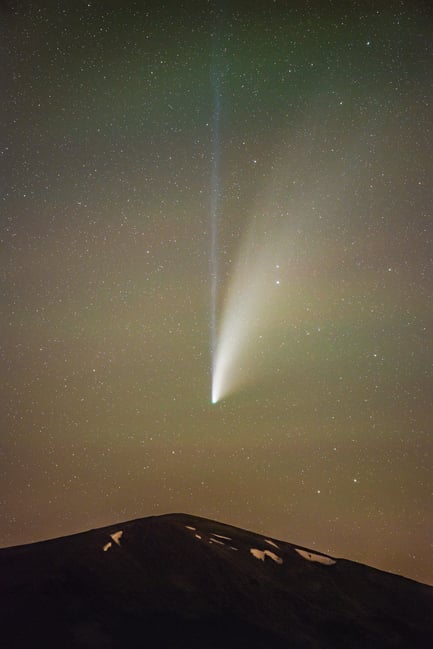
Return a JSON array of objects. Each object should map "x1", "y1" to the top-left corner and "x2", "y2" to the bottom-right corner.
[{"x1": 1, "y1": 513, "x2": 431, "y2": 648}]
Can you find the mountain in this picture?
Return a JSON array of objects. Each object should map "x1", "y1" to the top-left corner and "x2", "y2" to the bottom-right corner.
[{"x1": 0, "y1": 512, "x2": 431, "y2": 648}]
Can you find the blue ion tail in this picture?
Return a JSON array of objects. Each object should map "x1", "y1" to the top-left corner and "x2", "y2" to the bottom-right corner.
[{"x1": 210, "y1": 63, "x2": 221, "y2": 404}]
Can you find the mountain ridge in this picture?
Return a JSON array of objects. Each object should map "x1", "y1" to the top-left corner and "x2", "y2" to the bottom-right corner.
[{"x1": 1, "y1": 512, "x2": 431, "y2": 648}]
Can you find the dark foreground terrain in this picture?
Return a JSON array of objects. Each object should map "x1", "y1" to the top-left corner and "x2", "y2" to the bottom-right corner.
[{"x1": 0, "y1": 513, "x2": 431, "y2": 648}]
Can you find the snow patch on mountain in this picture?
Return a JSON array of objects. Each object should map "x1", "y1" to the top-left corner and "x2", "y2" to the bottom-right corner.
[
  {"x1": 250, "y1": 548, "x2": 283, "y2": 564},
  {"x1": 295, "y1": 548, "x2": 336, "y2": 565},
  {"x1": 110, "y1": 531, "x2": 123, "y2": 546},
  {"x1": 264, "y1": 539, "x2": 279, "y2": 549}
]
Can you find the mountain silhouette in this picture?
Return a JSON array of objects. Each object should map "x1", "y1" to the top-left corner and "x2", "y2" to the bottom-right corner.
[{"x1": 1, "y1": 513, "x2": 431, "y2": 648}]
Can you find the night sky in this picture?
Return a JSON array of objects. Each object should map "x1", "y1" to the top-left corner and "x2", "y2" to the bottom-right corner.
[{"x1": 1, "y1": 1, "x2": 432, "y2": 585}]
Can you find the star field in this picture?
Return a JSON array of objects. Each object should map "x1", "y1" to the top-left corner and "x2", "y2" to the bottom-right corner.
[{"x1": 1, "y1": 1, "x2": 432, "y2": 585}]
